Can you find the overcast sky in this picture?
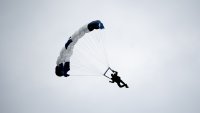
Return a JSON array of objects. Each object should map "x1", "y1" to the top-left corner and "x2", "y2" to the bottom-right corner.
[{"x1": 0, "y1": 0, "x2": 200, "y2": 113}]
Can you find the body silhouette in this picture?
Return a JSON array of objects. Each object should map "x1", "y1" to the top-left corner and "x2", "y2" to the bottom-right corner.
[{"x1": 109, "y1": 70, "x2": 128, "y2": 88}]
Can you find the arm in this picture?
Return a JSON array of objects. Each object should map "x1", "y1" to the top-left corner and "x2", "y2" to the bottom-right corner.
[
  {"x1": 109, "y1": 77, "x2": 115, "y2": 83},
  {"x1": 111, "y1": 69, "x2": 118, "y2": 75},
  {"x1": 110, "y1": 68, "x2": 115, "y2": 72}
]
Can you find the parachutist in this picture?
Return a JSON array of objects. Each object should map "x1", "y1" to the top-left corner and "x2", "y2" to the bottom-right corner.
[{"x1": 109, "y1": 69, "x2": 129, "y2": 88}]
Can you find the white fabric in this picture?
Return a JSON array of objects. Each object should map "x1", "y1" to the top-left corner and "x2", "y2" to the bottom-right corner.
[{"x1": 56, "y1": 24, "x2": 90, "y2": 65}]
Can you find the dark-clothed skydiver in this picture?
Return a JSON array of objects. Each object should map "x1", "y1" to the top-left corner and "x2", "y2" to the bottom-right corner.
[
  {"x1": 55, "y1": 20, "x2": 104, "y2": 77},
  {"x1": 109, "y1": 69, "x2": 129, "y2": 88}
]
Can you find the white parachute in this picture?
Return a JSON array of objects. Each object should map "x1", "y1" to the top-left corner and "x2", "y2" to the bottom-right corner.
[
  {"x1": 56, "y1": 24, "x2": 90, "y2": 65},
  {"x1": 55, "y1": 20, "x2": 108, "y2": 77}
]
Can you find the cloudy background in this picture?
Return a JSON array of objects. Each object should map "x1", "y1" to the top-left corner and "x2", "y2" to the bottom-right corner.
[{"x1": 0, "y1": 0, "x2": 200, "y2": 113}]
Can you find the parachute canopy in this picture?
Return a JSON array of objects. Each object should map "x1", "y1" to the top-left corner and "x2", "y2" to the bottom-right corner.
[{"x1": 56, "y1": 20, "x2": 106, "y2": 77}]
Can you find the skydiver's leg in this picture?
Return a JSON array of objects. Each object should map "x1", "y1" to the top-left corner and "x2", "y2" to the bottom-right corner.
[
  {"x1": 119, "y1": 83, "x2": 128, "y2": 88},
  {"x1": 120, "y1": 79, "x2": 126, "y2": 85},
  {"x1": 118, "y1": 80, "x2": 129, "y2": 88},
  {"x1": 116, "y1": 82, "x2": 124, "y2": 88}
]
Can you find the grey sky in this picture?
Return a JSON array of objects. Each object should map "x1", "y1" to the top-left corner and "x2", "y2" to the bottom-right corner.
[{"x1": 0, "y1": 0, "x2": 200, "y2": 113}]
